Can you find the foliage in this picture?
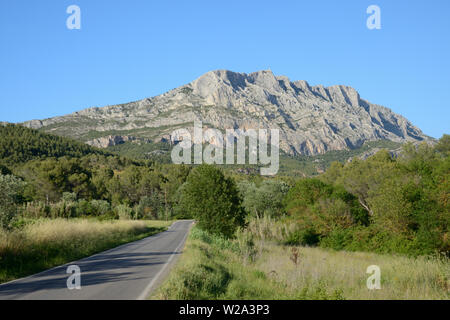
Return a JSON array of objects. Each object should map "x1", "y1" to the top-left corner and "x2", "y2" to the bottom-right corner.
[
  {"x1": 0, "y1": 124, "x2": 108, "y2": 165},
  {"x1": 0, "y1": 122, "x2": 448, "y2": 258},
  {"x1": 284, "y1": 138, "x2": 450, "y2": 256},
  {"x1": 238, "y1": 180, "x2": 289, "y2": 218},
  {"x1": 0, "y1": 174, "x2": 26, "y2": 229},
  {"x1": 284, "y1": 178, "x2": 368, "y2": 240},
  {"x1": 115, "y1": 204, "x2": 135, "y2": 220},
  {"x1": 179, "y1": 165, "x2": 246, "y2": 238}
]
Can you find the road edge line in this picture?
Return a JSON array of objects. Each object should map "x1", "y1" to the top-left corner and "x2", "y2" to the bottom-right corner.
[
  {"x1": 0, "y1": 221, "x2": 177, "y2": 288},
  {"x1": 137, "y1": 221, "x2": 194, "y2": 300}
]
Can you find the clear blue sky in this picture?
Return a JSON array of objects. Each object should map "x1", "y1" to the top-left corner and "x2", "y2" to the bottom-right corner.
[{"x1": 0, "y1": 0, "x2": 449, "y2": 138}]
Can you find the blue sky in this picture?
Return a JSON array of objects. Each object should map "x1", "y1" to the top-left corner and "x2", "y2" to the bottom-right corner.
[{"x1": 0, "y1": 0, "x2": 448, "y2": 138}]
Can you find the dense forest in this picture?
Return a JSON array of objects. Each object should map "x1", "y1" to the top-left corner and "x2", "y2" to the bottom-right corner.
[
  {"x1": 0, "y1": 124, "x2": 109, "y2": 165},
  {"x1": 0, "y1": 123, "x2": 448, "y2": 257}
]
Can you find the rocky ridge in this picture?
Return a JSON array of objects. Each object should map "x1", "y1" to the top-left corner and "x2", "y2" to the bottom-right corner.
[{"x1": 23, "y1": 70, "x2": 430, "y2": 156}]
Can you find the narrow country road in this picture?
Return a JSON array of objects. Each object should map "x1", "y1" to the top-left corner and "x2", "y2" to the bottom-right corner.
[{"x1": 0, "y1": 220, "x2": 194, "y2": 300}]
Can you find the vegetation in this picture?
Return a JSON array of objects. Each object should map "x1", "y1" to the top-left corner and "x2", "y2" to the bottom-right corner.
[
  {"x1": 238, "y1": 179, "x2": 290, "y2": 218},
  {"x1": 106, "y1": 138, "x2": 403, "y2": 177},
  {"x1": 154, "y1": 226, "x2": 449, "y2": 300},
  {"x1": 0, "y1": 219, "x2": 171, "y2": 284},
  {"x1": 315, "y1": 142, "x2": 449, "y2": 256},
  {"x1": 0, "y1": 125, "x2": 186, "y2": 283},
  {"x1": 154, "y1": 136, "x2": 449, "y2": 300},
  {"x1": 0, "y1": 123, "x2": 448, "y2": 299},
  {"x1": 0, "y1": 124, "x2": 108, "y2": 166},
  {"x1": 0, "y1": 174, "x2": 26, "y2": 230},
  {"x1": 108, "y1": 141, "x2": 172, "y2": 163},
  {"x1": 153, "y1": 226, "x2": 346, "y2": 300},
  {"x1": 179, "y1": 165, "x2": 246, "y2": 238}
]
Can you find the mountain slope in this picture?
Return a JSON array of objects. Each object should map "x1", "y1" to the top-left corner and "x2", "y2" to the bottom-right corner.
[
  {"x1": 0, "y1": 123, "x2": 109, "y2": 166},
  {"x1": 22, "y1": 70, "x2": 430, "y2": 156}
]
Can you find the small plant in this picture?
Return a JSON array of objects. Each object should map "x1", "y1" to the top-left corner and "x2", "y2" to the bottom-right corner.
[
  {"x1": 236, "y1": 227, "x2": 257, "y2": 264},
  {"x1": 290, "y1": 247, "x2": 301, "y2": 266}
]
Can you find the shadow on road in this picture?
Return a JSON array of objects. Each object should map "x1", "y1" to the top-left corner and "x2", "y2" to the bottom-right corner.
[{"x1": 0, "y1": 251, "x2": 181, "y2": 297}]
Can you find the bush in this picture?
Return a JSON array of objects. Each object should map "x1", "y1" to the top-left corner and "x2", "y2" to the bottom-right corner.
[
  {"x1": 90, "y1": 200, "x2": 111, "y2": 216},
  {"x1": 238, "y1": 180, "x2": 289, "y2": 218},
  {"x1": 318, "y1": 228, "x2": 354, "y2": 250},
  {"x1": 75, "y1": 200, "x2": 95, "y2": 217},
  {"x1": 62, "y1": 192, "x2": 77, "y2": 202},
  {"x1": 116, "y1": 204, "x2": 134, "y2": 220},
  {"x1": 284, "y1": 178, "x2": 368, "y2": 243},
  {"x1": 190, "y1": 227, "x2": 239, "y2": 252},
  {"x1": 284, "y1": 228, "x2": 320, "y2": 246}
]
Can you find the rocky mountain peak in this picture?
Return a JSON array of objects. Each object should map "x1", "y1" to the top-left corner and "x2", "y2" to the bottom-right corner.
[{"x1": 22, "y1": 69, "x2": 431, "y2": 156}]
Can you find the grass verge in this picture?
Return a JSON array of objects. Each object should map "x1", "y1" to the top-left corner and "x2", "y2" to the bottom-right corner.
[
  {"x1": 152, "y1": 226, "x2": 345, "y2": 300},
  {"x1": 0, "y1": 219, "x2": 172, "y2": 284},
  {"x1": 152, "y1": 226, "x2": 449, "y2": 300}
]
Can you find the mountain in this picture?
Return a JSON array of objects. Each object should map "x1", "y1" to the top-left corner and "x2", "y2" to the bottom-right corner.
[{"x1": 22, "y1": 70, "x2": 430, "y2": 156}]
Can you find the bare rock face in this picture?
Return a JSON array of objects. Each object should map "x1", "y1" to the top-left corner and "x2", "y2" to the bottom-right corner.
[
  {"x1": 22, "y1": 70, "x2": 431, "y2": 155},
  {"x1": 86, "y1": 136, "x2": 136, "y2": 148}
]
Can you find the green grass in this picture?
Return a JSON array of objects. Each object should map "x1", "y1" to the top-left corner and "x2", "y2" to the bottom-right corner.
[
  {"x1": 0, "y1": 219, "x2": 172, "y2": 284},
  {"x1": 152, "y1": 226, "x2": 346, "y2": 300},
  {"x1": 153, "y1": 226, "x2": 449, "y2": 300}
]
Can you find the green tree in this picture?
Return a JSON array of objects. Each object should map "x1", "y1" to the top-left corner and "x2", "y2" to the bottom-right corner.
[
  {"x1": 91, "y1": 167, "x2": 114, "y2": 200},
  {"x1": 0, "y1": 174, "x2": 26, "y2": 229},
  {"x1": 239, "y1": 180, "x2": 289, "y2": 218},
  {"x1": 180, "y1": 165, "x2": 246, "y2": 238},
  {"x1": 434, "y1": 134, "x2": 450, "y2": 156}
]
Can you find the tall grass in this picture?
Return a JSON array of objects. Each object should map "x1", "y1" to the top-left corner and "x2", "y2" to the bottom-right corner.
[
  {"x1": 254, "y1": 243, "x2": 449, "y2": 300},
  {"x1": 154, "y1": 225, "x2": 449, "y2": 300},
  {"x1": 0, "y1": 219, "x2": 171, "y2": 284},
  {"x1": 152, "y1": 226, "x2": 345, "y2": 300}
]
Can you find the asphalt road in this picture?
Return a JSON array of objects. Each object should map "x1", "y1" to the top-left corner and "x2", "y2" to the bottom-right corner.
[{"x1": 0, "y1": 220, "x2": 194, "y2": 300}]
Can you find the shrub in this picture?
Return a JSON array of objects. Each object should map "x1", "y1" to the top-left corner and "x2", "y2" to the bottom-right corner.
[
  {"x1": 116, "y1": 204, "x2": 134, "y2": 220},
  {"x1": 90, "y1": 200, "x2": 111, "y2": 216},
  {"x1": 75, "y1": 200, "x2": 95, "y2": 217},
  {"x1": 284, "y1": 228, "x2": 320, "y2": 246},
  {"x1": 238, "y1": 180, "x2": 289, "y2": 218},
  {"x1": 62, "y1": 192, "x2": 77, "y2": 202}
]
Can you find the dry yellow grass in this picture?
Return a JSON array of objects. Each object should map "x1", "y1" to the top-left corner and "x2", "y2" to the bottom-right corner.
[
  {"x1": 0, "y1": 219, "x2": 172, "y2": 283},
  {"x1": 154, "y1": 226, "x2": 449, "y2": 300},
  {"x1": 254, "y1": 241, "x2": 450, "y2": 300}
]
